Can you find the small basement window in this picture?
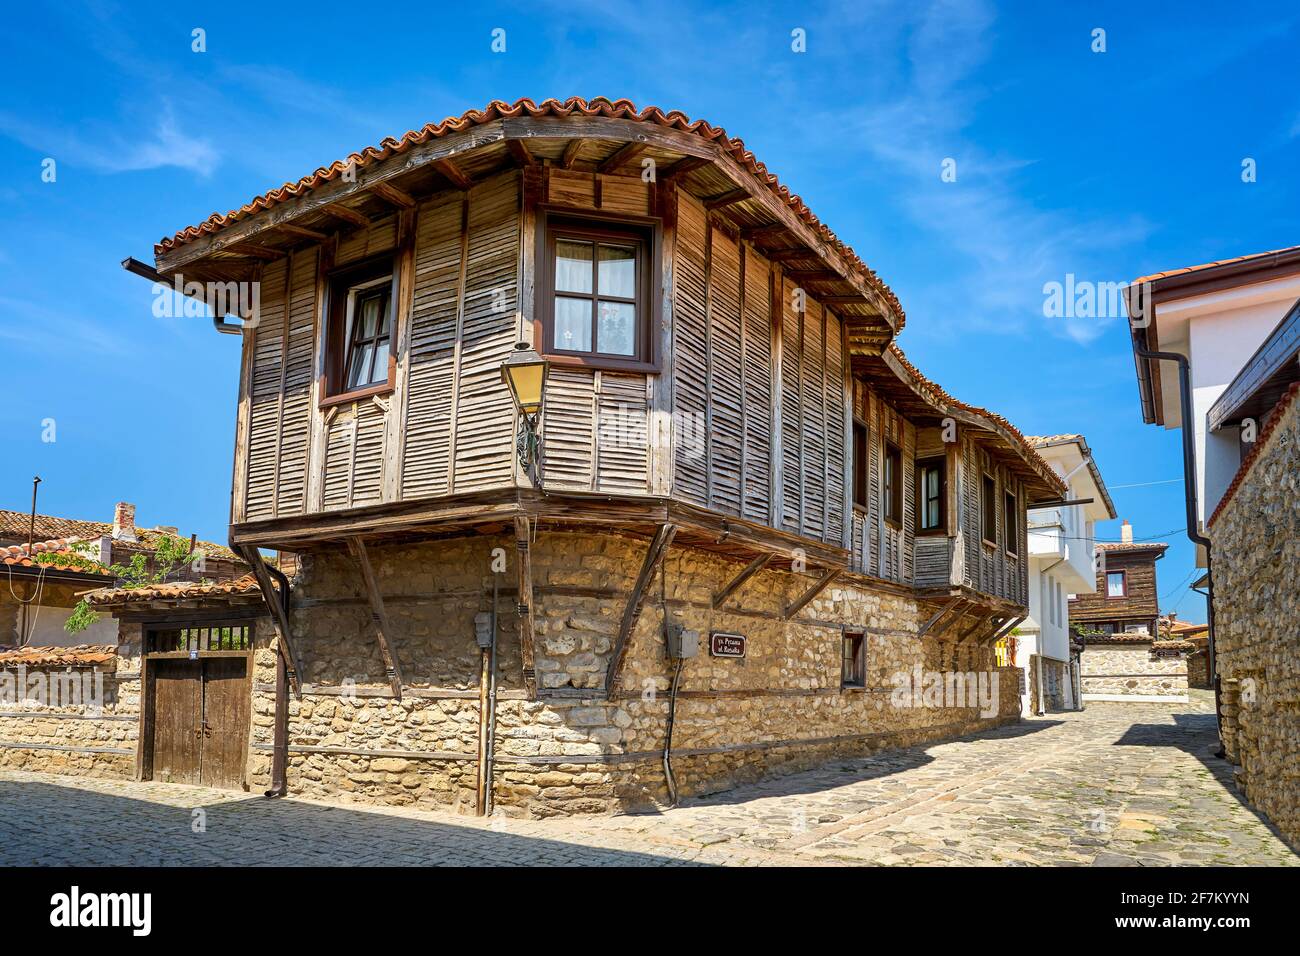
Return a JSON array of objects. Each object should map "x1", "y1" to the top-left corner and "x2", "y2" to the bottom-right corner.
[
  {"x1": 1106, "y1": 570, "x2": 1127, "y2": 598},
  {"x1": 917, "y1": 456, "x2": 945, "y2": 533},
  {"x1": 540, "y1": 217, "x2": 654, "y2": 368},
  {"x1": 842, "y1": 632, "x2": 865, "y2": 688},
  {"x1": 324, "y1": 257, "x2": 397, "y2": 405}
]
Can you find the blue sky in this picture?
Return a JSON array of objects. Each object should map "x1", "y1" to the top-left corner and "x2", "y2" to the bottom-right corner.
[{"x1": 3, "y1": 1, "x2": 1297, "y2": 622}]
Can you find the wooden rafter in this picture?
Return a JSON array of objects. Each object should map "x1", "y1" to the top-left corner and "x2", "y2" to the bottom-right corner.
[
  {"x1": 369, "y1": 181, "x2": 416, "y2": 209},
  {"x1": 228, "y1": 242, "x2": 283, "y2": 260},
  {"x1": 786, "y1": 269, "x2": 841, "y2": 284},
  {"x1": 514, "y1": 515, "x2": 538, "y2": 699},
  {"x1": 347, "y1": 537, "x2": 406, "y2": 699},
  {"x1": 931, "y1": 599, "x2": 970, "y2": 641},
  {"x1": 274, "y1": 223, "x2": 329, "y2": 242},
  {"x1": 238, "y1": 545, "x2": 302, "y2": 697},
  {"x1": 605, "y1": 523, "x2": 676, "y2": 694},
  {"x1": 917, "y1": 597, "x2": 958, "y2": 638},
  {"x1": 560, "y1": 139, "x2": 586, "y2": 169},
  {"x1": 433, "y1": 158, "x2": 472, "y2": 190},
  {"x1": 704, "y1": 188, "x2": 750, "y2": 211},
  {"x1": 660, "y1": 155, "x2": 709, "y2": 180},
  {"x1": 598, "y1": 141, "x2": 647, "y2": 174},
  {"x1": 321, "y1": 203, "x2": 371, "y2": 228},
  {"x1": 782, "y1": 568, "x2": 842, "y2": 621},
  {"x1": 740, "y1": 223, "x2": 788, "y2": 243},
  {"x1": 765, "y1": 248, "x2": 813, "y2": 263},
  {"x1": 712, "y1": 553, "x2": 772, "y2": 610},
  {"x1": 506, "y1": 139, "x2": 536, "y2": 167}
]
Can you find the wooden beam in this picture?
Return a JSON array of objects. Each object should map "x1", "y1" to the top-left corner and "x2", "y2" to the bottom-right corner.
[
  {"x1": 369, "y1": 181, "x2": 416, "y2": 209},
  {"x1": 782, "y1": 568, "x2": 842, "y2": 621},
  {"x1": 765, "y1": 248, "x2": 814, "y2": 263},
  {"x1": 741, "y1": 223, "x2": 789, "y2": 242},
  {"x1": 821, "y1": 295, "x2": 872, "y2": 305},
  {"x1": 712, "y1": 553, "x2": 772, "y2": 610},
  {"x1": 605, "y1": 523, "x2": 676, "y2": 693},
  {"x1": 228, "y1": 242, "x2": 284, "y2": 260},
  {"x1": 785, "y1": 270, "x2": 842, "y2": 284},
  {"x1": 560, "y1": 139, "x2": 586, "y2": 169},
  {"x1": 274, "y1": 223, "x2": 329, "y2": 242},
  {"x1": 660, "y1": 155, "x2": 709, "y2": 180},
  {"x1": 598, "y1": 141, "x2": 647, "y2": 174},
  {"x1": 514, "y1": 516, "x2": 538, "y2": 699},
  {"x1": 704, "y1": 188, "x2": 750, "y2": 211},
  {"x1": 348, "y1": 537, "x2": 406, "y2": 699},
  {"x1": 932, "y1": 599, "x2": 970, "y2": 641},
  {"x1": 433, "y1": 158, "x2": 472, "y2": 190},
  {"x1": 917, "y1": 597, "x2": 959, "y2": 638},
  {"x1": 506, "y1": 139, "x2": 536, "y2": 167},
  {"x1": 321, "y1": 203, "x2": 371, "y2": 228},
  {"x1": 238, "y1": 546, "x2": 302, "y2": 697}
]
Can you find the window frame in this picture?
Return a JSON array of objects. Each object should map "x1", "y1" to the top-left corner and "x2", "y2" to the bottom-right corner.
[
  {"x1": 980, "y1": 473, "x2": 998, "y2": 547},
  {"x1": 915, "y1": 455, "x2": 946, "y2": 535},
  {"x1": 841, "y1": 631, "x2": 866, "y2": 689},
  {"x1": 1105, "y1": 569, "x2": 1128, "y2": 599},
  {"x1": 321, "y1": 254, "x2": 399, "y2": 408},
  {"x1": 1004, "y1": 489, "x2": 1018, "y2": 556},
  {"x1": 852, "y1": 420, "x2": 869, "y2": 511},
  {"x1": 883, "y1": 441, "x2": 903, "y2": 528},
  {"x1": 534, "y1": 210, "x2": 660, "y2": 372}
]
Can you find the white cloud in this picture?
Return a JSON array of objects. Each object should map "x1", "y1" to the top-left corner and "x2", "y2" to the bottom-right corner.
[{"x1": 0, "y1": 108, "x2": 218, "y2": 177}]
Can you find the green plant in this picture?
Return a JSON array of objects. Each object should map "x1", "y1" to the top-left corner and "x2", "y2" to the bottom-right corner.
[{"x1": 64, "y1": 534, "x2": 200, "y2": 635}]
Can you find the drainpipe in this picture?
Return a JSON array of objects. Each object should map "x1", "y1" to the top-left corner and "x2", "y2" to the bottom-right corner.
[
  {"x1": 1133, "y1": 346, "x2": 1221, "y2": 753},
  {"x1": 476, "y1": 575, "x2": 499, "y2": 816},
  {"x1": 120, "y1": 257, "x2": 244, "y2": 335}
]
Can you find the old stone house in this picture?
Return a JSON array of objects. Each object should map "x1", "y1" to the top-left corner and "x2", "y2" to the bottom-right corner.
[{"x1": 53, "y1": 98, "x2": 1072, "y2": 817}]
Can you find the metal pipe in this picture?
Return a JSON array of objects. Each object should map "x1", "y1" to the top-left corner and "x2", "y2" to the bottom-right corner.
[
  {"x1": 1133, "y1": 346, "x2": 1221, "y2": 751},
  {"x1": 485, "y1": 576, "x2": 498, "y2": 817}
]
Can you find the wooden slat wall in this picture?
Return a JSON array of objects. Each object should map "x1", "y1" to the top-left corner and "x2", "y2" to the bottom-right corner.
[
  {"x1": 707, "y1": 227, "x2": 744, "y2": 515},
  {"x1": 740, "y1": 245, "x2": 772, "y2": 523},
  {"x1": 244, "y1": 258, "x2": 287, "y2": 522},
  {"x1": 400, "y1": 193, "x2": 465, "y2": 498},
  {"x1": 276, "y1": 249, "x2": 318, "y2": 516},
  {"x1": 672, "y1": 193, "x2": 709, "y2": 505},
  {"x1": 778, "y1": 277, "x2": 802, "y2": 534},
  {"x1": 596, "y1": 372, "x2": 649, "y2": 493}
]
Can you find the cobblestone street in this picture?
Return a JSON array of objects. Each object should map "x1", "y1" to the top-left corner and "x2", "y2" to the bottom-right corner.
[{"x1": 1, "y1": 694, "x2": 1295, "y2": 867}]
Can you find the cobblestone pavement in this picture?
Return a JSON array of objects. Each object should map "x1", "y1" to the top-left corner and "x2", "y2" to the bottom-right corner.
[{"x1": 1, "y1": 694, "x2": 1295, "y2": 866}]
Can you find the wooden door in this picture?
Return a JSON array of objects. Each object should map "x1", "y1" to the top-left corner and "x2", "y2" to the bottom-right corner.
[
  {"x1": 199, "y1": 657, "x2": 251, "y2": 790},
  {"x1": 151, "y1": 660, "x2": 202, "y2": 784}
]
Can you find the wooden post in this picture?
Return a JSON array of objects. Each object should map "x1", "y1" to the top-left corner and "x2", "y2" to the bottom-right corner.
[
  {"x1": 712, "y1": 553, "x2": 772, "y2": 609},
  {"x1": 782, "y1": 567, "x2": 842, "y2": 621},
  {"x1": 267, "y1": 649, "x2": 289, "y2": 797},
  {"x1": 348, "y1": 537, "x2": 405, "y2": 699},
  {"x1": 514, "y1": 515, "x2": 538, "y2": 698},
  {"x1": 239, "y1": 546, "x2": 303, "y2": 697},
  {"x1": 606, "y1": 523, "x2": 676, "y2": 694}
]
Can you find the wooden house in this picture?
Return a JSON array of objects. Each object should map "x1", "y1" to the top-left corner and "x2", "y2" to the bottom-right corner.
[{"x1": 105, "y1": 98, "x2": 1065, "y2": 814}]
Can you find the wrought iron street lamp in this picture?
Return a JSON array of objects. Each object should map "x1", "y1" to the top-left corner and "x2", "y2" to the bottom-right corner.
[{"x1": 500, "y1": 341, "x2": 548, "y2": 484}]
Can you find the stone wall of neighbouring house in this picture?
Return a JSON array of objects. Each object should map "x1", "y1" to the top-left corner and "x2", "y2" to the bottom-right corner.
[
  {"x1": 1080, "y1": 641, "x2": 1189, "y2": 701},
  {"x1": 1209, "y1": 385, "x2": 1300, "y2": 847},
  {"x1": 0, "y1": 623, "x2": 141, "y2": 777},
  {"x1": 1187, "y1": 648, "x2": 1210, "y2": 689},
  {"x1": 248, "y1": 532, "x2": 1020, "y2": 816}
]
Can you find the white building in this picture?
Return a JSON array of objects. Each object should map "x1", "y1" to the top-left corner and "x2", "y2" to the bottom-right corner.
[
  {"x1": 1126, "y1": 245, "x2": 1300, "y2": 565},
  {"x1": 1018, "y1": 435, "x2": 1117, "y2": 714}
]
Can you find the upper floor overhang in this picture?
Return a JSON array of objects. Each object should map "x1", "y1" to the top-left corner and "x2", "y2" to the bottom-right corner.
[{"x1": 150, "y1": 97, "x2": 903, "y2": 352}]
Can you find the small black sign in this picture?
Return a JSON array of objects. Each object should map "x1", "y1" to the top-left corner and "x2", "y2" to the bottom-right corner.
[{"x1": 710, "y1": 632, "x2": 746, "y2": 658}]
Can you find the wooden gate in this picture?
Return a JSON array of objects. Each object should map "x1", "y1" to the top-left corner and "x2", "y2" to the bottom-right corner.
[{"x1": 144, "y1": 624, "x2": 252, "y2": 790}]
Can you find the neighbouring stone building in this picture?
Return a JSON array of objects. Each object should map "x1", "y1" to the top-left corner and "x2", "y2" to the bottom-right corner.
[{"x1": 25, "y1": 98, "x2": 1066, "y2": 817}]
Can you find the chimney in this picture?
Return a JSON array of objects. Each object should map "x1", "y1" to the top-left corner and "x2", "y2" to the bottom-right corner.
[
  {"x1": 112, "y1": 502, "x2": 137, "y2": 542},
  {"x1": 1120, "y1": 519, "x2": 1133, "y2": 545}
]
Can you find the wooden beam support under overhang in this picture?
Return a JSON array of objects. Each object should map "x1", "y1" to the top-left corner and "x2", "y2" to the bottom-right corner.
[
  {"x1": 782, "y1": 568, "x2": 842, "y2": 621},
  {"x1": 506, "y1": 139, "x2": 537, "y2": 167},
  {"x1": 712, "y1": 553, "x2": 772, "y2": 610},
  {"x1": 660, "y1": 155, "x2": 709, "y2": 180},
  {"x1": 273, "y1": 223, "x2": 330, "y2": 242},
  {"x1": 605, "y1": 523, "x2": 676, "y2": 694},
  {"x1": 320, "y1": 203, "x2": 372, "y2": 228},
  {"x1": 917, "y1": 597, "x2": 959, "y2": 638},
  {"x1": 704, "y1": 187, "x2": 750, "y2": 211},
  {"x1": 347, "y1": 536, "x2": 406, "y2": 699},
  {"x1": 369, "y1": 181, "x2": 417, "y2": 209},
  {"x1": 238, "y1": 545, "x2": 302, "y2": 698},
  {"x1": 559, "y1": 139, "x2": 586, "y2": 169},
  {"x1": 433, "y1": 158, "x2": 473, "y2": 190},
  {"x1": 597, "y1": 141, "x2": 647, "y2": 174},
  {"x1": 514, "y1": 515, "x2": 538, "y2": 699},
  {"x1": 785, "y1": 270, "x2": 842, "y2": 285},
  {"x1": 228, "y1": 242, "x2": 284, "y2": 260}
]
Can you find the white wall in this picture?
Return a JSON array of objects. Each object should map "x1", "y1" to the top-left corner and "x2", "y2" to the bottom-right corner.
[{"x1": 19, "y1": 604, "x2": 118, "y2": 648}]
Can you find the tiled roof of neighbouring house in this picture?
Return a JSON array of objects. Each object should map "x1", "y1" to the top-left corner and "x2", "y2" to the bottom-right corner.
[
  {"x1": 84, "y1": 574, "x2": 265, "y2": 608},
  {"x1": 0, "y1": 510, "x2": 239, "y2": 561},
  {"x1": 0, "y1": 644, "x2": 117, "y2": 667},
  {"x1": 0, "y1": 538, "x2": 111, "y2": 576},
  {"x1": 1208, "y1": 380, "x2": 1300, "y2": 529},
  {"x1": 1023, "y1": 433, "x2": 1118, "y2": 519},
  {"x1": 1133, "y1": 244, "x2": 1300, "y2": 286},
  {"x1": 154, "y1": 96, "x2": 906, "y2": 330},
  {"x1": 1097, "y1": 541, "x2": 1169, "y2": 554}
]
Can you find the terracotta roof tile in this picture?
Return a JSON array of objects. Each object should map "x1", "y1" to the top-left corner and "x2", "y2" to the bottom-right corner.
[
  {"x1": 0, "y1": 509, "x2": 238, "y2": 561},
  {"x1": 0, "y1": 644, "x2": 117, "y2": 667},
  {"x1": 0, "y1": 538, "x2": 111, "y2": 576},
  {"x1": 1207, "y1": 380, "x2": 1300, "y2": 528},
  {"x1": 85, "y1": 574, "x2": 265, "y2": 608},
  {"x1": 1097, "y1": 541, "x2": 1169, "y2": 553},
  {"x1": 1025, "y1": 434, "x2": 1082, "y2": 446},
  {"x1": 1133, "y1": 244, "x2": 1300, "y2": 286},
  {"x1": 155, "y1": 96, "x2": 905, "y2": 328}
]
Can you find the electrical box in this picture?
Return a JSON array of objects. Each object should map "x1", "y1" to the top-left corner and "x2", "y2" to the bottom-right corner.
[
  {"x1": 473, "y1": 612, "x2": 494, "y2": 649},
  {"x1": 664, "y1": 623, "x2": 699, "y2": 660}
]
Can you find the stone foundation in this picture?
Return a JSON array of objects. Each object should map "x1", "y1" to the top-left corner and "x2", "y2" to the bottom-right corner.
[{"x1": 1080, "y1": 641, "x2": 1189, "y2": 702}]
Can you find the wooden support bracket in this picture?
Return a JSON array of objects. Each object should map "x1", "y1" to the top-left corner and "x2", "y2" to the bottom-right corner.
[
  {"x1": 712, "y1": 553, "x2": 772, "y2": 610},
  {"x1": 782, "y1": 567, "x2": 842, "y2": 621},
  {"x1": 239, "y1": 546, "x2": 302, "y2": 698},
  {"x1": 514, "y1": 516, "x2": 538, "y2": 699},
  {"x1": 917, "y1": 596, "x2": 959, "y2": 639},
  {"x1": 348, "y1": 537, "x2": 406, "y2": 699},
  {"x1": 605, "y1": 523, "x2": 676, "y2": 694}
]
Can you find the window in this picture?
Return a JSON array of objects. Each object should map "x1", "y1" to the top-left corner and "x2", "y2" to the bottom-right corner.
[
  {"x1": 981, "y1": 474, "x2": 997, "y2": 545},
  {"x1": 916, "y1": 457, "x2": 945, "y2": 532},
  {"x1": 539, "y1": 217, "x2": 654, "y2": 367},
  {"x1": 324, "y1": 257, "x2": 397, "y2": 404},
  {"x1": 852, "y1": 422, "x2": 869, "y2": 509},
  {"x1": 884, "y1": 442, "x2": 902, "y2": 525},
  {"x1": 1106, "y1": 570, "x2": 1127, "y2": 598},
  {"x1": 1004, "y1": 490, "x2": 1018, "y2": 555},
  {"x1": 841, "y1": 632, "x2": 865, "y2": 688}
]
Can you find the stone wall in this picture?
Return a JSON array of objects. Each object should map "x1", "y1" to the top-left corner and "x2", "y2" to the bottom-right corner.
[
  {"x1": 1208, "y1": 384, "x2": 1300, "y2": 847},
  {"x1": 1080, "y1": 642, "x2": 1189, "y2": 701},
  {"x1": 0, "y1": 622, "x2": 141, "y2": 777},
  {"x1": 251, "y1": 532, "x2": 1021, "y2": 816}
]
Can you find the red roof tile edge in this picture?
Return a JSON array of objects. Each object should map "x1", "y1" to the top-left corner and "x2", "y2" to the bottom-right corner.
[
  {"x1": 1207, "y1": 380, "x2": 1300, "y2": 529},
  {"x1": 85, "y1": 573, "x2": 264, "y2": 607},
  {"x1": 154, "y1": 96, "x2": 904, "y2": 329}
]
